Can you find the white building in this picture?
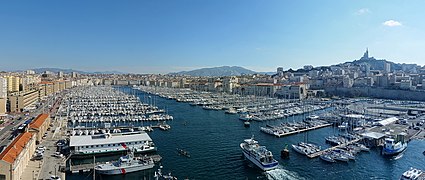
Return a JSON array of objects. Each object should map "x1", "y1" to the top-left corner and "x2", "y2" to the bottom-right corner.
[
  {"x1": 69, "y1": 132, "x2": 156, "y2": 156},
  {"x1": 400, "y1": 80, "x2": 412, "y2": 90}
]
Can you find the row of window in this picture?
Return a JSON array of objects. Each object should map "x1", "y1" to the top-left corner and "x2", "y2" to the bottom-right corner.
[{"x1": 79, "y1": 141, "x2": 147, "y2": 149}]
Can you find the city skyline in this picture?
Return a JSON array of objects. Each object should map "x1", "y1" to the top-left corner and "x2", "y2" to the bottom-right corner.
[{"x1": 1, "y1": 1, "x2": 425, "y2": 74}]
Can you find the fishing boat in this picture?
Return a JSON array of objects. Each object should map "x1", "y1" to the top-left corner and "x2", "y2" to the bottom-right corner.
[
  {"x1": 382, "y1": 137, "x2": 407, "y2": 156},
  {"x1": 95, "y1": 151, "x2": 155, "y2": 175},
  {"x1": 240, "y1": 136, "x2": 279, "y2": 171}
]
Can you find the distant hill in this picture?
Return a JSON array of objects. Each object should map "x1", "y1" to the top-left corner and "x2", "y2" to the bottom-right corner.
[
  {"x1": 169, "y1": 66, "x2": 258, "y2": 77},
  {"x1": 25, "y1": 68, "x2": 124, "y2": 74}
]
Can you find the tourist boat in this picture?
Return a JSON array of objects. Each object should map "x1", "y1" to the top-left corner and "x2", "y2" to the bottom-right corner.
[
  {"x1": 400, "y1": 167, "x2": 425, "y2": 180},
  {"x1": 240, "y1": 136, "x2": 279, "y2": 171},
  {"x1": 382, "y1": 138, "x2": 407, "y2": 156},
  {"x1": 95, "y1": 151, "x2": 155, "y2": 175},
  {"x1": 69, "y1": 132, "x2": 156, "y2": 158}
]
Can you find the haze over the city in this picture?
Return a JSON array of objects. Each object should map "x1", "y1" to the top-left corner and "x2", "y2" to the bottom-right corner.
[{"x1": 1, "y1": 0, "x2": 424, "y2": 74}]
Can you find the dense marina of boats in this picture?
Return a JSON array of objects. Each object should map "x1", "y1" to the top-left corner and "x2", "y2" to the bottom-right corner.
[
  {"x1": 134, "y1": 85, "x2": 330, "y2": 121},
  {"x1": 64, "y1": 86, "x2": 173, "y2": 129}
]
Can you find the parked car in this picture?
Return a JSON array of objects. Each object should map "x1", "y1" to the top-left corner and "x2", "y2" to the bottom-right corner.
[{"x1": 52, "y1": 152, "x2": 63, "y2": 158}]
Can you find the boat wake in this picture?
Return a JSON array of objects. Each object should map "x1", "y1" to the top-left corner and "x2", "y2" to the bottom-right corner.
[
  {"x1": 265, "y1": 166, "x2": 305, "y2": 180},
  {"x1": 392, "y1": 153, "x2": 404, "y2": 160}
]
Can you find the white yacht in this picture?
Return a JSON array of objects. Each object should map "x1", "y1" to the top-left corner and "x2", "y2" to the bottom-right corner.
[
  {"x1": 240, "y1": 136, "x2": 279, "y2": 171},
  {"x1": 400, "y1": 168, "x2": 425, "y2": 180},
  {"x1": 95, "y1": 151, "x2": 154, "y2": 175}
]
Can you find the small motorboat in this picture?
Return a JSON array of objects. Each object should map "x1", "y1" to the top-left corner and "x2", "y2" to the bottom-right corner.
[
  {"x1": 244, "y1": 121, "x2": 250, "y2": 127},
  {"x1": 177, "y1": 148, "x2": 190, "y2": 158},
  {"x1": 320, "y1": 153, "x2": 336, "y2": 163}
]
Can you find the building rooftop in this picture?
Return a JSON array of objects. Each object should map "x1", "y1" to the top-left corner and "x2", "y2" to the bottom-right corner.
[
  {"x1": 361, "y1": 131, "x2": 386, "y2": 139},
  {"x1": 70, "y1": 132, "x2": 152, "y2": 147},
  {"x1": 29, "y1": 114, "x2": 49, "y2": 129},
  {"x1": 0, "y1": 132, "x2": 34, "y2": 164}
]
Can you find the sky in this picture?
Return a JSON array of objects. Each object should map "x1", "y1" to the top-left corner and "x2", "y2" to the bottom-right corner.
[{"x1": 1, "y1": 0, "x2": 425, "y2": 74}]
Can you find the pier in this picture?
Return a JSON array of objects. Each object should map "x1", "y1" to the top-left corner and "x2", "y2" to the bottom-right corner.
[
  {"x1": 278, "y1": 123, "x2": 332, "y2": 137},
  {"x1": 262, "y1": 123, "x2": 332, "y2": 137},
  {"x1": 307, "y1": 138, "x2": 362, "y2": 158},
  {"x1": 68, "y1": 155, "x2": 162, "y2": 173}
]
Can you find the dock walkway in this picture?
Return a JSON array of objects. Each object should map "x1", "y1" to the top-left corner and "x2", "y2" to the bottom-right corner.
[
  {"x1": 307, "y1": 138, "x2": 362, "y2": 158},
  {"x1": 273, "y1": 123, "x2": 332, "y2": 137}
]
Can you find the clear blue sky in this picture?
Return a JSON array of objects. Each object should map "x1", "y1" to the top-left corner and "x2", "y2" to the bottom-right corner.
[{"x1": 1, "y1": 1, "x2": 424, "y2": 74}]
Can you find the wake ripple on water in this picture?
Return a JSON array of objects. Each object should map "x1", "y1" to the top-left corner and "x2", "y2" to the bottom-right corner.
[{"x1": 265, "y1": 166, "x2": 305, "y2": 180}]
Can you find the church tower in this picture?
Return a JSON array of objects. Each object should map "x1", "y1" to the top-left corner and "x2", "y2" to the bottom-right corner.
[{"x1": 361, "y1": 48, "x2": 369, "y2": 60}]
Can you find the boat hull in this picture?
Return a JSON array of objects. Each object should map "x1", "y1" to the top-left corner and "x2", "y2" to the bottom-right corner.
[
  {"x1": 96, "y1": 164, "x2": 154, "y2": 175},
  {"x1": 382, "y1": 143, "x2": 407, "y2": 156}
]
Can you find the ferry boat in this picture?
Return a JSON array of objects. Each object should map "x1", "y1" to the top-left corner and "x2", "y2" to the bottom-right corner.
[
  {"x1": 95, "y1": 151, "x2": 155, "y2": 175},
  {"x1": 240, "y1": 136, "x2": 279, "y2": 171},
  {"x1": 69, "y1": 132, "x2": 156, "y2": 158}
]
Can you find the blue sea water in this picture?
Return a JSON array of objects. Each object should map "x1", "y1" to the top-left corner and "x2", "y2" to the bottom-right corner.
[{"x1": 67, "y1": 87, "x2": 425, "y2": 180}]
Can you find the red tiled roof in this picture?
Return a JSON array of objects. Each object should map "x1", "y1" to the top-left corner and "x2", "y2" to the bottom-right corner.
[
  {"x1": 29, "y1": 114, "x2": 49, "y2": 129},
  {"x1": 0, "y1": 132, "x2": 34, "y2": 164}
]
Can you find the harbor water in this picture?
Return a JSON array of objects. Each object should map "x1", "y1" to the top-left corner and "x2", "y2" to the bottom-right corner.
[{"x1": 67, "y1": 87, "x2": 425, "y2": 180}]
